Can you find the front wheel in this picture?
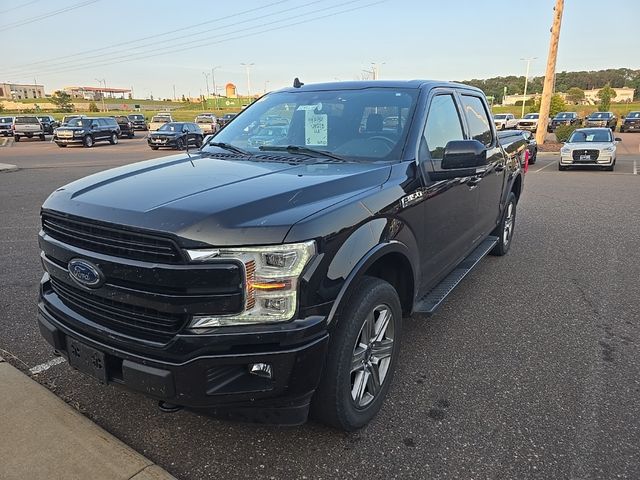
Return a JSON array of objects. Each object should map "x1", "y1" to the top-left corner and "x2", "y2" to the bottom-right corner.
[
  {"x1": 311, "y1": 276, "x2": 402, "y2": 431},
  {"x1": 175, "y1": 138, "x2": 184, "y2": 150},
  {"x1": 14, "y1": 135, "x2": 20, "y2": 142},
  {"x1": 490, "y1": 191, "x2": 516, "y2": 256},
  {"x1": 109, "y1": 133, "x2": 118, "y2": 145},
  {"x1": 83, "y1": 135, "x2": 94, "y2": 148}
]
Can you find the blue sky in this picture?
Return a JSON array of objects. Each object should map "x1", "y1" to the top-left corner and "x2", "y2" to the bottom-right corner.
[{"x1": 1, "y1": 0, "x2": 638, "y2": 99}]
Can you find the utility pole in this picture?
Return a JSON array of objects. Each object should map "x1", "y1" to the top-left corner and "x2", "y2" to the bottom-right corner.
[
  {"x1": 212, "y1": 65, "x2": 221, "y2": 109},
  {"x1": 173, "y1": 84, "x2": 176, "y2": 101},
  {"x1": 520, "y1": 57, "x2": 537, "y2": 118},
  {"x1": 95, "y1": 78, "x2": 106, "y2": 112},
  {"x1": 202, "y1": 72, "x2": 210, "y2": 107},
  {"x1": 536, "y1": 0, "x2": 564, "y2": 145},
  {"x1": 370, "y1": 62, "x2": 385, "y2": 80},
  {"x1": 240, "y1": 62, "x2": 254, "y2": 97}
]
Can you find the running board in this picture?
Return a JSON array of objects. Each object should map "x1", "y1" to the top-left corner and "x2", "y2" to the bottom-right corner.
[{"x1": 413, "y1": 236, "x2": 499, "y2": 315}]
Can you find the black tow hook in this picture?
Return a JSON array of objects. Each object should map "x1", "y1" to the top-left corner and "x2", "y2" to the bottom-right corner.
[{"x1": 158, "y1": 401, "x2": 183, "y2": 413}]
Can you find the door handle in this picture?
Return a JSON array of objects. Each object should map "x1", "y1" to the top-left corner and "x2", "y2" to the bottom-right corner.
[{"x1": 495, "y1": 164, "x2": 505, "y2": 172}]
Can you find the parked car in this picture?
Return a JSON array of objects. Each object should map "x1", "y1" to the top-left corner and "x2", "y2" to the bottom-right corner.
[
  {"x1": 112, "y1": 115, "x2": 135, "y2": 138},
  {"x1": 37, "y1": 80, "x2": 524, "y2": 431},
  {"x1": 247, "y1": 125, "x2": 289, "y2": 147},
  {"x1": 493, "y1": 113, "x2": 518, "y2": 130},
  {"x1": 584, "y1": 111, "x2": 617, "y2": 130},
  {"x1": 0, "y1": 116, "x2": 13, "y2": 136},
  {"x1": 13, "y1": 115, "x2": 45, "y2": 141},
  {"x1": 497, "y1": 129, "x2": 531, "y2": 170},
  {"x1": 619, "y1": 111, "x2": 640, "y2": 133},
  {"x1": 53, "y1": 117, "x2": 121, "y2": 148},
  {"x1": 37, "y1": 115, "x2": 60, "y2": 135},
  {"x1": 516, "y1": 113, "x2": 539, "y2": 132},
  {"x1": 559, "y1": 127, "x2": 621, "y2": 171},
  {"x1": 147, "y1": 122, "x2": 203, "y2": 150},
  {"x1": 127, "y1": 114, "x2": 148, "y2": 131},
  {"x1": 194, "y1": 114, "x2": 219, "y2": 135},
  {"x1": 548, "y1": 111, "x2": 581, "y2": 132},
  {"x1": 61, "y1": 115, "x2": 85, "y2": 126},
  {"x1": 149, "y1": 114, "x2": 173, "y2": 131},
  {"x1": 217, "y1": 112, "x2": 237, "y2": 128}
]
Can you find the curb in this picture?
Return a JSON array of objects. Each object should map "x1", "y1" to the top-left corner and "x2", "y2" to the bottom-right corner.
[
  {"x1": 0, "y1": 162, "x2": 18, "y2": 172},
  {"x1": 0, "y1": 360, "x2": 176, "y2": 480}
]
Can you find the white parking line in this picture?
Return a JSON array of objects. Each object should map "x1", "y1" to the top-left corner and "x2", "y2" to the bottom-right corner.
[
  {"x1": 29, "y1": 356, "x2": 66, "y2": 374},
  {"x1": 634, "y1": 160, "x2": 637, "y2": 175},
  {"x1": 532, "y1": 160, "x2": 557, "y2": 172}
]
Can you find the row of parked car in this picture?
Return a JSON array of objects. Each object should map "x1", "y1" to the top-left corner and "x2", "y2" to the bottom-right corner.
[{"x1": 492, "y1": 111, "x2": 640, "y2": 133}]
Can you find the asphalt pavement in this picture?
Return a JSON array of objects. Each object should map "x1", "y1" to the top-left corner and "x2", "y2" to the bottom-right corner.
[{"x1": 0, "y1": 136, "x2": 639, "y2": 479}]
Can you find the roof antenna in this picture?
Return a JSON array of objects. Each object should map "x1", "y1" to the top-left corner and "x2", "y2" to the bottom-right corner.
[{"x1": 293, "y1": 77, "x2": 304, "y2": 88}]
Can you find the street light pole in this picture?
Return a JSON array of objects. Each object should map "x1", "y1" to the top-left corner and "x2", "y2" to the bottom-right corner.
[
  {"x1": 95, "y1": 78, "x2": 106, "y2": 112},
  {"x1": 520, "y1": 57, "x2": 537, "y2": 118},
  {"x1": 240, "y1": 62, "x2": 254, "y2": 97},
  {"x1": 370, "y1": 62, "x2": 386, "y2": 80},
  {"x1": 202, "y1": 72, "x2": 210, "y2": 107}
]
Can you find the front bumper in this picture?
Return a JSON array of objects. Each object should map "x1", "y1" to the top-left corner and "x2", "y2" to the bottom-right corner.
[
  {"x1": 621, "y1": 122, "x2": 640, "y2": 132},
  {"x1": 54, "y1": 136, "x2": 84, "y2": 144},
  {"x1": 131, "y1": 123, "x2": 147, "y2": 130},
  {"x1": 37, "y1": 275, "x2": 329, "y2": 424},
  {"x1": 147, "y1": 137, "x2": 179, "y2": 148},
  {"x1": 560, "y1": 152, "x2": 614, "y2": 167}
]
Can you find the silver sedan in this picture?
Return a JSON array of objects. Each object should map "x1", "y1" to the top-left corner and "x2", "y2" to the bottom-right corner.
[{"x1": 559, "y1": 128, "x2": 621, "y2": 171}]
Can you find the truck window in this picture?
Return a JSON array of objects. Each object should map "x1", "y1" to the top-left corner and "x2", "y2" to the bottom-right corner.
[
  {"x1": 421, "y1": 94, "x2": 464, "y2": 161},
  {"x1": 460, "y1": 95, "x2": 493, "y2": 146}
]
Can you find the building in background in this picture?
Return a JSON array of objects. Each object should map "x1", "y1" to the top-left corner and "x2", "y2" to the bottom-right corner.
[
  {"x1": 225, "y1": 83, "x2": 237, "y2": 98},
  {"x1": 63, "y1": 86, "x2": 132, "y2": 100},
  {"x1": 0, "y1": 82, "x2": 45, "y2": 99},
  {"x1": 502, "y1": 93, "x2": 541, "y2": 106},
  {"x1": 583, "y1": 87, "x2": 634, "y2": 104}
]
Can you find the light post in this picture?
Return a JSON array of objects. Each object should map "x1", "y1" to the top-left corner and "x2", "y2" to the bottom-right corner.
[
  {"x1": 370, "y1": 62, "x2": 386, "y2": 80},
  {"x1": 240, "y1": 62, "x2": 254, "y2": 97},
  {"x1": 211, "y1": 65, "x2": 221, "y2": 109},
  {"x1": 264, "y1": 80, "x2": 270, "y2": 94},
  {"x1": 520, "y1": 57, "x2": 537, "y2": 117},
  {"x1": 203, "y1": 72, "x2": 210, "y2": 108}
]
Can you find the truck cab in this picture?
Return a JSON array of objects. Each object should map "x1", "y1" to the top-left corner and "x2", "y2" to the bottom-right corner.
[{"x1": 37, "y1": 81, "x2": 523, "y2": 430}]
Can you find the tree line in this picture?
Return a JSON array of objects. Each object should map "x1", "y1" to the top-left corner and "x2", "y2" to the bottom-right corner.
[{"x1": 460, "y1": 68, "x2": 640, "y2": 103}]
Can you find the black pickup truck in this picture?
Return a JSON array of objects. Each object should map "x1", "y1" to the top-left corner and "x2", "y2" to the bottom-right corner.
[{"x1": 37, "y1": 80, "x2": 524, "y2": 430}]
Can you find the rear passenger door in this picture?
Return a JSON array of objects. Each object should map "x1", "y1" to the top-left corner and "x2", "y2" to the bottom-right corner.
[
  {"x1": 97, "y1": 119, "x2": 110, "y2": 140},
  {"x1": 417, "y1": 91, "x2": 478, "y2": 290},
  {"x1": 458, "y1": 93, "x2": 505, "y2": 239}
]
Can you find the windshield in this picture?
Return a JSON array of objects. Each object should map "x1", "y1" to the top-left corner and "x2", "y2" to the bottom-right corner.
[
  {"x1": 129, "y1": 115, "x2": 144, "y2": 120},
  {"x1": 151, "y1": 116, "x2": 170, "y2": 123},
  {"x1": 0, "y1": 118, "x2": 12, "y2": 124},
  {"x1": 494, "y1": 114, "x2": 507, "y2": 119},
  {"x1": 523, "y1": 114, "x2": 538, "y2": 119},
  {"x1": 196, "y1": 117, "x2": 213, "y2": 123},
  {"x1": 37, "y1": 116, "x2": 49, "y2": 121},
  {"x1": 626, "y1": 112, "x2": 640, "y2": 119},
  {"x1": 14, "y1": 116, "x2": 39, "y2": 124},
  {"x1": 555, "y1": 112, "x2": 574, "y2": 119},
  {"x1": 158, "y1": 123, "x2": 184, "y2": 132},
  {"x1": 66, "y1": 118, "x2": 90, "y2": 127},
  {"x1": 588, "y1": 112, "x2": 611, "y2": 119},
  {"x1": 206, "y1": 88, "x2": 418, "y2": 161},
  {"x1": 568, "y1": 129, "x2": 612, "y2": 143}
]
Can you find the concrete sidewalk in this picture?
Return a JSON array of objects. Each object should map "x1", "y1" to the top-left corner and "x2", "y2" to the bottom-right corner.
[{"x1": 0, "y1": 355, "x2": 176, "y2": 480}]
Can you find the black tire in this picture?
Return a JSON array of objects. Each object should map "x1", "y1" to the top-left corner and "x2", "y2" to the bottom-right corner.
[
  {"x1": 310, "y1": 276, "x2": 402, "y2": 431},
  {"x1": 529, "y1": 149, "x2": 537, "y2": 165},
  {"x1": 129, "y1": 133, "x2": 134, "y2": 138},
  {"x1": 490, "y1": 191, "x2": 516, "y2": 256},
  {"x1": 39, "y1": 134, "x2": 46, "y2": 141},
  {"x1": 150, "y1": 146, "x2": 159, "y2": 150},
  {"x1": 175, "y1": 138, "x2": 184, "y2": 150},
  {"x1": 14, "y1": 135, "x2": 20, "y2": 142},
  {"x1": 558, "y1": 164, "x2": 567, "y2": 171},
  {"x1": 83, "y1": 135, "x2": 94, "y2": 148},
  {"x1": 195, "y1": 136, "x2": 203, "y2": 148},
  {"x1": 109, "y1": 132, "x2": 118, "y2": 145},
  {"x1": 56, "y1": 144, "x2": 67, "y2": 148}
]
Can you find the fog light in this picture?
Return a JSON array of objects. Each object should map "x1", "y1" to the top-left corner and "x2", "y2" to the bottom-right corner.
[{"x1": 249, "y1": 363, "x2": 273, "y2": 379}]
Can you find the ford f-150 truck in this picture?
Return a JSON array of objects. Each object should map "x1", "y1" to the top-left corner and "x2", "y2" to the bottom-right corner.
[{"x1": 37, "y1": 80, "x2": 524, "y2": 431}]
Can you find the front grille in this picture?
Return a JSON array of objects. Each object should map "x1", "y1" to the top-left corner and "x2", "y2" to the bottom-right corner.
[
  {"x1": 572, "y1": 149, "x2": 599, "y2": 162},
  {"x1": 42, "y1": 213, "x2": 183, "y2": 263},
  {"x1": 51, "y1": 277, "x2": 189, "y2": 341}
]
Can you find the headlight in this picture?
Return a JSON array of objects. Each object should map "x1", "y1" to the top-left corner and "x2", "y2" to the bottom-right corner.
[
  {"x1": 187, "y1": 240, "x2": 316, "y2": 328},
  {"x1": 603, "y1": 146, "x2": 615, "y2": 152},
  {"x1": 560, "y1": 147, "x2": 571, "y2": 154},
  {"x1": 74, "y1": 129, "x2": 85, "y2": 135}
]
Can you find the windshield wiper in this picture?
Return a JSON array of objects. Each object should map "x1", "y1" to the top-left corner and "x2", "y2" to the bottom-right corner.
[
  {"x1": 258, "y1": 145, "x2": 345, "y2": 162},
  {"x1": 206, "y1": 141, "x2": 251, "y2": 156}
]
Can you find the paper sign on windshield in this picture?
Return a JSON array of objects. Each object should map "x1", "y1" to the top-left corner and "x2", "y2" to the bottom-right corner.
[{"x1": 305, "y1": 110, "x2": 328, "y2": 146}]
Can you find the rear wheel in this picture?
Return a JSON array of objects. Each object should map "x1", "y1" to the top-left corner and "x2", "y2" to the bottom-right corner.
[
  {"x1": 14, "y1": 135, "x2": 20, "y2": 142},
  {"x1": 175, "y1": 138, "x2": 184, "y2": 150},
  {"x1": 39, "y1": 134, "x2": 46, "y2": 141},
  {"x1": 109, "y1": 133, "x2": 118, "y2": 145},
  {"x1": 311, "y1": 276, "x2": 402, "y2": 431},
  {"x1": 490, "y1": 191, "x2": 516, "y2": 256},
  {"x1": 195, "y1": 136, "x2": 203, "y2": 148}
]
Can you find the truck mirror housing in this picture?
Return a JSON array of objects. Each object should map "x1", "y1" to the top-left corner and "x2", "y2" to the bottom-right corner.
[{"x1": 441, "y1": 140, "x2": 487, "y2": 169}]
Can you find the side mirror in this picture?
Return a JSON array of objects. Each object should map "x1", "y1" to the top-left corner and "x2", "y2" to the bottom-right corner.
[
  {"x1": 615, "y1": 137, "x2": 622, "y2": 142},
  {"x1": 441, "y1": 140, "x2": 487, "y2": 169}
]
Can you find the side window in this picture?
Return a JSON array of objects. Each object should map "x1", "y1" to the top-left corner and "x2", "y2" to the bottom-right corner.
[
  {"x1": 420, "y1": 94, "x2": 464, "y2": 161},
  {"x1": 460, "y1": 95, "x2": 493, "y2": 146},
  {"x1": 97, "y1": 119, "x2": 108, "y2": 127}
]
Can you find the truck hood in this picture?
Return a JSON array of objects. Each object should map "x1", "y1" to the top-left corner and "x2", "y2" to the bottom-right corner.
[{"x1": 42, "y1": 152, "x2": 392, "y2": 246}]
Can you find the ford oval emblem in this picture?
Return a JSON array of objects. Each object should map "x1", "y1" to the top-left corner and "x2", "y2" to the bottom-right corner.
[{"x1": 68, "y1": 259, "x2": 103, "y2": 288}]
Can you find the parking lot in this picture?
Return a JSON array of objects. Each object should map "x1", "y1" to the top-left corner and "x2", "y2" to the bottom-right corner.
[{"x1": 1, "y1": 136, "x2": 639, "y2": 479}]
